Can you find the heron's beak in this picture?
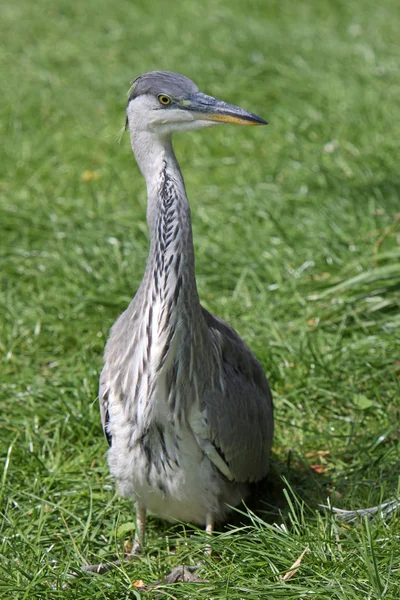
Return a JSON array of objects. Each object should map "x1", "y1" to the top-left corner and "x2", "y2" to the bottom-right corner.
[{"x1": 182, "y1": 92, "x2": 268, "y2": 126}]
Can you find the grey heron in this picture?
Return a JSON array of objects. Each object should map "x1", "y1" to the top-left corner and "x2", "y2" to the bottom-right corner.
[{"x1": 93, "y1": 71, "x2": 273, "y2": 570}]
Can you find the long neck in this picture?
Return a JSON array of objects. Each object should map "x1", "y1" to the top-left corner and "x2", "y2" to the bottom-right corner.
[{"x1": 131, "y1": 130, "x2": 205, "y2": 351}]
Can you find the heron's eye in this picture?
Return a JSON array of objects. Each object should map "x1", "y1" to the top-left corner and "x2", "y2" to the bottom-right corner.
[{"x1": 158, "y1": 94, "x2": 172, "y2": 106}]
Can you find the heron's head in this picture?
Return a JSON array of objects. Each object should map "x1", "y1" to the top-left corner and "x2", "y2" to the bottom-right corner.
[{"x1": 126, "y1": 71, "x2": 267, "y2": 136}]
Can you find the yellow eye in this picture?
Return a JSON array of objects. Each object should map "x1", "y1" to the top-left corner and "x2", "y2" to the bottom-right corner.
[{"x1": 158, "y1": 94, "x2": 172, "y2": 106}]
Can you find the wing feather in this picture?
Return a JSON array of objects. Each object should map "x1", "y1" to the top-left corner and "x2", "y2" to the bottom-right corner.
[{"x1": 190, "y1": 307, "x2": 273, "y2": 483}]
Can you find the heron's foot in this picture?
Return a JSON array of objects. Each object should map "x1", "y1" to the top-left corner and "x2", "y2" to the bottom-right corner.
[
  {"x1": 152, "y1": 563, "x2": 205, "y2": 585},
  {"x1": 81, "y1": 548, "x2": 140, "y2": 575}
]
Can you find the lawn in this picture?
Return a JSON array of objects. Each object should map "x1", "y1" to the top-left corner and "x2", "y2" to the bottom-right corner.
[{"x1": 1, "y1": 0, "x2": 399, "y2": 597}]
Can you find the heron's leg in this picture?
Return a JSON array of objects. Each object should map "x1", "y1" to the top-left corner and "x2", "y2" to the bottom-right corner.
[
  {"x1": 131, "y1": 502, "x2": 146, "y2": 555},
  {"x1": 205, "y1": 512, "x2": 214, "y2": 535},
  {"x1": 205, "y1": 512, "x2": 214, "y2": 555}
]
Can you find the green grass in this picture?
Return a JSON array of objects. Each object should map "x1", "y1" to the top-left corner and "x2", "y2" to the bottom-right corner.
[{"x1": 1, "y1": 0, "x2": 400, "y2": 597}]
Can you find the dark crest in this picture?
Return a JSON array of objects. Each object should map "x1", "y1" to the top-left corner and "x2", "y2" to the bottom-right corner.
[{"x1": 128, "y1": 71, "x2": 199, "y2": 104}]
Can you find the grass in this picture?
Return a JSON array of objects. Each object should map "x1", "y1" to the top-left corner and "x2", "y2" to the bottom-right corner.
[{"x1": 1, "y1": 0, "x2": 400, "y2": 597}]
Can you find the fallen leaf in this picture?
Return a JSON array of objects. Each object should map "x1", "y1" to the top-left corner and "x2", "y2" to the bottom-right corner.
[
  {"x1": 82, "y1": 170, "x2": 100, "y2": 182},
  {"x1": 283, "y1": 546, "x2": 309, "y2": 581},
  {"x1": 352, "y1": 394, "x2": 374, "y2": 410},
  {"x1": 310, "y1": 464, "x2": 327, "y2": 473},
  {"x1": 305, "y1": 450, "x2": 330, "y2": 459},
  {"x1": 307, "y1": 317, "x2": 320, "y2": 326},
  {"x1": 116, "y1": 521, "x2": 136, "y2": 538}
]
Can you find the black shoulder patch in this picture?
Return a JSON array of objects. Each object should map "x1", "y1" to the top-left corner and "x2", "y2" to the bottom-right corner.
[{"x1": 104, "y1": 407, "x2": 112, "y2": 447}]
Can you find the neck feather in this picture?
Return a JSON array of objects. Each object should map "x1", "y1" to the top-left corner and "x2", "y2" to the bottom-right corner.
[{"x1": 131, "y1": 130, "x2": 204, "y2": 339}]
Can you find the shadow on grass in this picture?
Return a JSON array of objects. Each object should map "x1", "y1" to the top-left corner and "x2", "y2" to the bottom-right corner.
[{"x1": 229, "y1": 451, "x2": 331, "y2": 528}]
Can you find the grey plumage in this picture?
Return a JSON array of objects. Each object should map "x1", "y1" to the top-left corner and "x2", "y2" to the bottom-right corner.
[
  {"x1": 99, "y1": 71, "x2": 273, "y2": 550},
  {"x1": 128, "y1": 71, "x2": 199, "y2": 102}
]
